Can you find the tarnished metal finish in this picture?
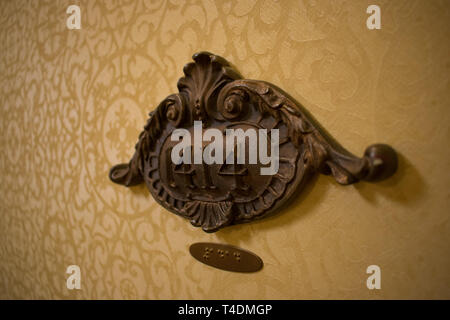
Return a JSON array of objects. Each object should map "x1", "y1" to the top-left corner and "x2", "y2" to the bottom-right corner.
[
  {"x1": 109, "y1": 52, "x2": 398, "y2": 232},
  {"x1": 189, "y1": 242, "x2": 263, "y2": 273}
]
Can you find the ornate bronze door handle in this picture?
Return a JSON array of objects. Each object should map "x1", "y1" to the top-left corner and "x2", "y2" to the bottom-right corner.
[{"x1": 109, "y1": 52, "x2": 397, "y2": 232}]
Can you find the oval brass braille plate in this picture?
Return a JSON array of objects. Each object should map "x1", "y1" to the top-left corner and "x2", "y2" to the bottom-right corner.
[{"x1": 189, "y1": 242, "x2": 263, "y2": 273}]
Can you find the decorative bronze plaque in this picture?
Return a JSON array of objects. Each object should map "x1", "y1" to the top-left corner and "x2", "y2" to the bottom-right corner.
[
  {"x1": 189, "y1": 242, "x2": 263, "y2": 273},
  {"x1": 109, "y1": 52, "x2": 397, "y2": 232}
]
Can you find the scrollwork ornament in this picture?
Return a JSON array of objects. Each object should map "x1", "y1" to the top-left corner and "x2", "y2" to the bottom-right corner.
[
  {"x1": 109, "y1": 52, "x2": 398, "y2": 232},
  {"x1": 220, "y1": 89, "x2": 249, "y2": 120}
]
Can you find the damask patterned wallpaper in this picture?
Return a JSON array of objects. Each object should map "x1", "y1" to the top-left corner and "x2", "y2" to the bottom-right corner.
[{"x1": 0, "y1": 0, "x2": 449, "y2": 299}]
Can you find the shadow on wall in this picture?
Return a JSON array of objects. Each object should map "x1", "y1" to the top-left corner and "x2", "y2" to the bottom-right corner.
[
  {"x1": 214, "y1": 151, "x2": 426, "y2": 245},
  {"x1": 353, "y1": 152, "x2": 426, "y2": 207},
  {"x1": 214, "y1": 173, "x2": 324, "y2": 244}
]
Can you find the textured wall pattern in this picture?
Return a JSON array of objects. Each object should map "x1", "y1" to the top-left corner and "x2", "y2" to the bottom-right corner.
[{"x1": 0, "y1": 0, "x2": 449, "y2": 299}]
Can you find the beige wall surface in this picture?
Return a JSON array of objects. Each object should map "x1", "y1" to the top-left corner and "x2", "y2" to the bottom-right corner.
[{"x1": 0, "y1": 0, "x2": 449, "y2": 299}]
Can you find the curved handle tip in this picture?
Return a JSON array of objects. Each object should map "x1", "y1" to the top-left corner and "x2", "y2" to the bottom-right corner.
[{"x1": 363, "y1": 144, "x2": 398, "y2": 182}]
